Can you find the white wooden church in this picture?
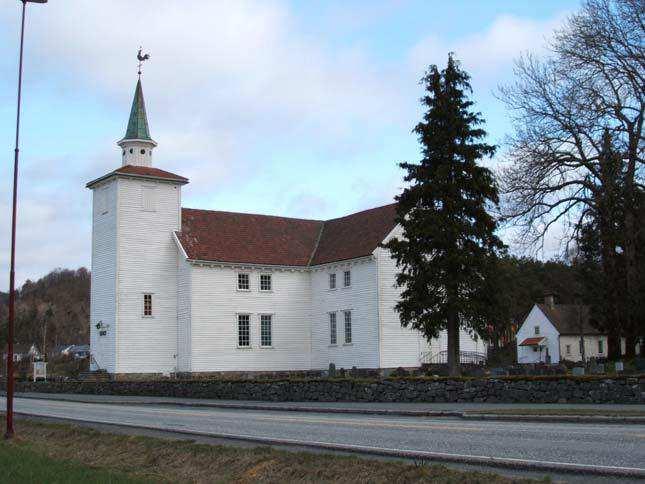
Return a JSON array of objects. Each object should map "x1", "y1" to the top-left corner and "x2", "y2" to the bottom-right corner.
[{"x1": 87, "y1": 77, "x2": 486, "y2": 377}]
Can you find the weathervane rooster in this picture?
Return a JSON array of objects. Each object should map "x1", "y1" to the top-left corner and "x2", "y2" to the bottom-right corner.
[{"x1": 137, "y1": 47, "x2": 151, "y2": 77}]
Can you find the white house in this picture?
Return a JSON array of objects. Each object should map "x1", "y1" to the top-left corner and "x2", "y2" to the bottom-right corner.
[
  {"x1": 516, "y1": 294, "x2": 640, "y2": 364},
  {"x1": 87, "y1": 77, "x2": 486, "y2": 378}
]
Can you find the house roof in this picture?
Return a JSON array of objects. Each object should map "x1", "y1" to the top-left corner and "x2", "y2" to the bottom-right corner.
[
  {"x1": 176, "y1": 203, "x2": 398, "y2": 267},
  {"x1": 86, "y1": 165, "x2": 189, "y2": 188},
  {"x1": 519, "y1": 337, "x2": 546, "y2": 346},
  {"x1": 536, "y1": 303, "x2": 600, "y2": 335},
  {"x1": 178, "y1": 209, "x2": 323, "y2": 266},
  {"x1": 309, "y1": 204, "x2": 398, "y2": 265}
]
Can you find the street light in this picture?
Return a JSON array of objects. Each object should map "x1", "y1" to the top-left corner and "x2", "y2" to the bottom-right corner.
[{"x1": 5, "y1": 0, "x2": 47, "y2": 440}]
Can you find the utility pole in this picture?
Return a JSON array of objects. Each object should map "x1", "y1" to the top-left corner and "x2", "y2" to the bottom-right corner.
[{"x1": 5, "y1": 0, "x2": 48, "y2": 440}]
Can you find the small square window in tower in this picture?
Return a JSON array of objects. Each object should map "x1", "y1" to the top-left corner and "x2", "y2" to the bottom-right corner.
[
  {"x1": 143, "y1": 294, "x2": 152, "y2": 317},
  {"x1": 141, "y1": 186, "x2": 156, "y2": 212}
]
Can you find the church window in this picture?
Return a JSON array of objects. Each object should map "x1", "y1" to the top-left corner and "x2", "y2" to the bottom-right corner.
[
  {"x1": 343, "y1": 270, "x2": 351, "y2": 287},
  {"x1": 566, "y1": 344, "x2": 571, "y2": 355},
  {"x1": 344, "y1": 310, "x2": 352, "y2": 344},
  {"x1": 238, "y1": 314, "x2": 250, "y2": 347},
  {"x1": 260, "y1": 274, "x2": 272, "y2": 291},
  {"x1": 598, "y1": 339, "x2": 604, "y2": 353},
  {"x1": 329, "y1": 312, "x2": 337, "y2": 345},
  {"x1": 238, "y1": 273, "x2": 250, "y2": 291},
  {"x1": 143, "y1": 294, "x2": 152, "y2": 316},
  {"x1": 141, "y1": 186, "x2": 156, "y2": 212},
  {"x1": 260, "y1": 314, "x2": 272, "y2": 347},
  {"x1": 329, "y1": 273, "x2": 336, "y2": 290}
]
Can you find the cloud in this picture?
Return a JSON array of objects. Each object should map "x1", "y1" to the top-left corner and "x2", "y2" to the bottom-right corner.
[
  {"x1": 408, "y1": 14, "x2": 565, "y2": 84},
  {"x1": 284, "y1": 193, "x2": 331, "y2": 220},
  {"x1": 0, "y1": 4, "x2": 572, "y2": 289}
]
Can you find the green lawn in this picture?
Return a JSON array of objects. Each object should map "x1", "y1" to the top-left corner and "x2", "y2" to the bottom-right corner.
[{"x1": 0, "y1": 440, "x2": 147, "y2": 484}]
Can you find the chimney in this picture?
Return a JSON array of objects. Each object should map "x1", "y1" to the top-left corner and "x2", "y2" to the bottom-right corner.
[{"x1": 544, "y1": 293, "x2": 556, "y2": 309}]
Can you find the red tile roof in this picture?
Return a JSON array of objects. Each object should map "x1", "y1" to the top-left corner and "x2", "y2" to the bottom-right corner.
[
  {"x1": 178, "y1": 209, "x2": 322, "y2": 266},
  {"x1": 177, "y1": 203, "x2": 398, "y2": 267},
  {"x1": 310, "y1": 204, "x2": 398, "y2": 265},
  {"x1": 518, "y1": 337, "x2": 546, "y2": 346},
  {"x1": 87, "y1": 165, "x2": 188, "y2": 187}
]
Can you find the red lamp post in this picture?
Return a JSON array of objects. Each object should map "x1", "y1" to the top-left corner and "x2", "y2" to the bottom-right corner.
[{"x1": 5, "y1": 0, "x2": 47, "y2": 440}]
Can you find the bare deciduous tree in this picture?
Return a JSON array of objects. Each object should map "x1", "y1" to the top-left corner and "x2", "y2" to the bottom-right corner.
[{"x1": 499, "y1": 0, "x2": 644, "y2": 358}]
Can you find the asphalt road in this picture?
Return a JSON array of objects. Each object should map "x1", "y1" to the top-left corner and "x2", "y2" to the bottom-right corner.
[{"x1": 3, "y1": 396, "x2": 644, "y2": 478}]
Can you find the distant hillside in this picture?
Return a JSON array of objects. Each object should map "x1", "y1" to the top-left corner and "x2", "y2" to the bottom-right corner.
[
  {"x1": 0, "y1": 268, "x2": 90, "y2": 353},
  {"x1": 498, "y1": 256, "x2": 582, "y2": 324}
]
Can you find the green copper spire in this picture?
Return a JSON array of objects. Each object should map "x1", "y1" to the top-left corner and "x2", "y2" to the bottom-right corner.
[{"x1": 124, "y1": 79, "x2": 152, "y2": 141}]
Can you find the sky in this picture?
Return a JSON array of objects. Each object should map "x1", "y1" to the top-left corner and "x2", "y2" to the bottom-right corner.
[{"x1": 0, "y1": 0, "x2": 582, "y2": 291}]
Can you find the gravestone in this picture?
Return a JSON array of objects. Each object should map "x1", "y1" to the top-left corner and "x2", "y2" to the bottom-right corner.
[{"x1": 572, "y1": 366, "x2": 585, "y2": 376}]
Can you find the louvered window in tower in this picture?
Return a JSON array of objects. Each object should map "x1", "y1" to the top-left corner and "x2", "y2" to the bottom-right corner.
[{"x1": 142, "y1": 186, "x2": 156, "y2": 212}]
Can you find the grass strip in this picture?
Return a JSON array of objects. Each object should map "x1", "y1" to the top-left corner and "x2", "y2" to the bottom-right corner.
[
  {"x1": 0, "y1": 439, "x2": 147, "y2": 483},
  {"x1": 466, "y1": 408, "x2": 645, "y2": 417}
]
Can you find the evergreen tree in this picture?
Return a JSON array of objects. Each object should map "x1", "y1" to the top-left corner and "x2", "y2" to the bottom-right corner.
[{"x1": 385, "y1": 55, "x2": 504, "y2": 376}]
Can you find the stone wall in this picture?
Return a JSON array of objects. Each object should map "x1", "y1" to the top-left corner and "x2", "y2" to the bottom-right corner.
[{"x1": 6, "y1": 375, "x2": 645, "y2": 404}]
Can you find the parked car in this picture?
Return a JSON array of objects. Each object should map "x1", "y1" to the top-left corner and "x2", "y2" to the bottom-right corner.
[{"x1": 71, "y1": 344, "x2": 90, "y2": 359}]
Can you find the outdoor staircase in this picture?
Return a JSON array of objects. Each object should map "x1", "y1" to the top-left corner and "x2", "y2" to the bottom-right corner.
[
  {"x1": 79, "y1": 369, "x2": 111, "y2": 382},
  {"x1": 420, "y1": 350, "x2": 487, "y2": 365}
]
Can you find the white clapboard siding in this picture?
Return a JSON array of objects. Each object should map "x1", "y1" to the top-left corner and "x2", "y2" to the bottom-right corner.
[
  {"x1": 89, "y1": 180, "x2": 118, "y2": 372},
  {"x1": 310, "y1": 259, "x2": 379, "y2": 370},
  {"x1": 376, "y1": 225, "x2": 485, "y2": 368},
  {"x1": 115, "y1": 177, "x2": 182, "y2": 374},
  {"x1": 516, "y1": 305, "x2": 561, "y2": 364},
  {"x1": 377, "y1": 225, "x2": 429, "y2": 368},
  {"x1": 176, "y1": 255, "x2": 192, "y2": 372},
  {"x1": 559, "y1": 334, "x2": 608, "y2": 362},
  {"x1": 189, "y1": 266, "x2": 312, "y2": 372}
]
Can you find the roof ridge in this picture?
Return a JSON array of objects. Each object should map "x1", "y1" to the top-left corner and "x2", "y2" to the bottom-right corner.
[
  {"x1": 323, "y1": 202, "x2": 397, "y2": 223},
  {"x1": 307, "y1": 221, "x2": 326, "y2": 266},
  {"x1": 181, "y1": 207, "x2": 322, "y2": 223},
  {"x1": 182, "y1": 202, "x2": 397, "y2": 225}
]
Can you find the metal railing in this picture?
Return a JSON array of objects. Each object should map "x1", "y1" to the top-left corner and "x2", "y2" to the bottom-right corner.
[
  {"x1": 89, "y1": 354, "x2": 103, "y2": 372},
  {"x1": 421, "y1": 350, "x2": 487, "y2": 365}
]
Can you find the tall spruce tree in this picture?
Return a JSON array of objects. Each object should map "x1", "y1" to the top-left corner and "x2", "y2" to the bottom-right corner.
[{"x1": 385, "y1": 55, "x2": 504, "y2": 376}]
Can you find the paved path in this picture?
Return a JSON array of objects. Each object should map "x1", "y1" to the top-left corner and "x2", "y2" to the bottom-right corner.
[
  {"x1": 3, "y1": 395, "x2": 644, "y2": 478},
  {"x1": 13, "y1": 392, "x2": 645, "y2": 413}
]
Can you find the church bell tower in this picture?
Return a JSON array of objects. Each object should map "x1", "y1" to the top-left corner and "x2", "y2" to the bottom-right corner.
[{"x1": 87, "y1": 49, "x2": 188, "y2": 376}]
